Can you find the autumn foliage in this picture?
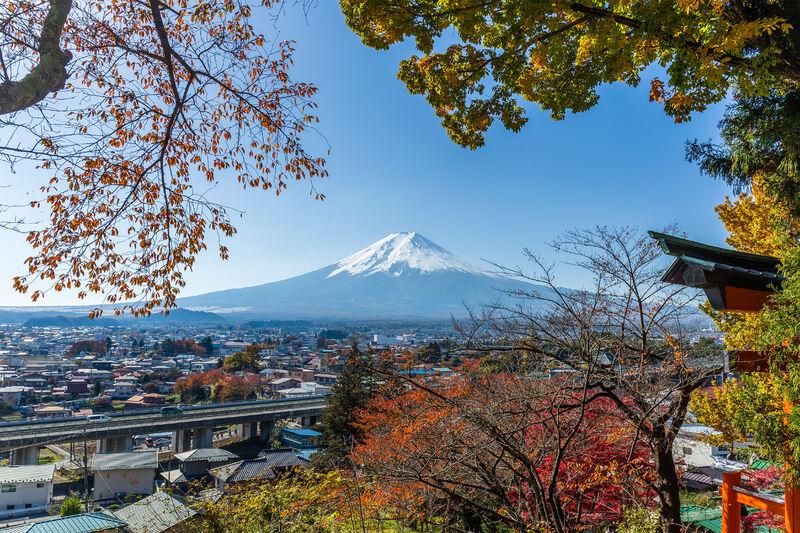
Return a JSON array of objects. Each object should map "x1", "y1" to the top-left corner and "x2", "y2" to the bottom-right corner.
[
  {"x1": 174, "y1": 368, "x2": 261, "y2": 403},
  {"x1": 2, "y1": 0, "x2": 326, "y2": 316},
  {"x1": 352, "y1": 373, "x2": 655, "y2": 531},
  {"x1": 65, "y1": 339, "x2": 108, "y2": 358}
]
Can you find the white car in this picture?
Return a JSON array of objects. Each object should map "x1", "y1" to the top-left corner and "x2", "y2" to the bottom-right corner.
[{"x1": 86, "y1": 414, "x2": 112, "y2": 423}]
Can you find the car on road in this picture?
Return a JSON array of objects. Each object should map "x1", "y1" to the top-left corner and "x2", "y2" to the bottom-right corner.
[
  {"x1": 86, "y1": 414, "x2": 112, "y2": 423},
  {"x1": 160, "y1": 406, "x2": 184, "y2": 416}
]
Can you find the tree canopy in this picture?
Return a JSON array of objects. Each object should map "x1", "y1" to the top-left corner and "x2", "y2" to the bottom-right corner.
[{"x1": 1, "y1": 0, "x2": 326, "y2": 316}]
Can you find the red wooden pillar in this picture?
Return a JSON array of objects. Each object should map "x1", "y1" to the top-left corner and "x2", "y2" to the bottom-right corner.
[
  {"x1": 786, "y1": 401, "x2": 800, "y2": 533},
  {"x1": 722, "y1": 471, "x2": 742, "y2": 533},
  {"x1": 785, "y1": 486, "x2": 800, "y2": 533}
]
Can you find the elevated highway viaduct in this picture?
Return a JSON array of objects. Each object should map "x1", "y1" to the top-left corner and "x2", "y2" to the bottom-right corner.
[{"x1": 0, "y1": 396, "x2": 327, "y2": 464}]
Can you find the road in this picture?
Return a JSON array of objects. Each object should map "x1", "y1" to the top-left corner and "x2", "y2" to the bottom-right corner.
[{"x1": 0, "y1": 396, "x2": 327, "y2": 451}]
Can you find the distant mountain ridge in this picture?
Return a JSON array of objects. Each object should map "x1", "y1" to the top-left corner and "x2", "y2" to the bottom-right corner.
[
  {"x1": 178, "y1": 232, "x2": 537, "y2": 319},
  {"x1": 0, "y1": 308, "x2": 224, "y2": 327}
]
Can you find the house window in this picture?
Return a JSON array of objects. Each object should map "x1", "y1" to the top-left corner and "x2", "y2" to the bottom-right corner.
[
  {"x1": 1, "y1": 485, "x2": 16, "y2": 492},
  {"x1": 682, "y1": 447, "x2": 693, "y2": 455},
  {"x1": 24, "y1": 504, "x2": 31, "y2": 509},
  {"x1": 36, "y1": 483, "x2": 45, "y2": 488},
  {"x1": 6, "y1": 505, "x2": 13, "y2": 510}
]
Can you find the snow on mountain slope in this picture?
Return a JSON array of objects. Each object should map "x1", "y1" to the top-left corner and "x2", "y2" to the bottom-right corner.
[
  {"x1": 177, "y1": 232, "x2": 536, "y2": 318},
  {"x1": 327, "y1": 232, "x2": 477, "y2": 278}
]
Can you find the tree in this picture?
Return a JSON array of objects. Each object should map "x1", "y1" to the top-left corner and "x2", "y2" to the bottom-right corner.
[
  {"x1": 195, "y1": 470, "x2": 392, "y2": 533},
  {"x1": 161, "y1": 338, "x2": 175, "y2": 357},
  {"x1": 354, "y1": 373, "x2": 655, "y2": 532},
  {"x1": 316, "y1": 342, "x2": 381, "y2": 467},
  {"x1": 200, "y1": 336, "x2": 214, "y2": 356},
  {"x1": 1, "y1": 0, "x2": 327, "y2": 316},
  {"x1": 60, "y1": 494, "x2": 82, "y2": 516},
  {"x1": 454, "y1": 226, "x2": 723, "y2": 532},
  {"x1": 65, "y1": 339, "x2": 107, "y2": 357},
  {"x1": 174, "y1": 369, "x2": 221, "y2": 403},
  {"x1": 223, "y1": 348, "x2": 260, "y2": 373},
  {"x1": 340, "y1": 0, "x2": 798, "y2": 149},
  {"x1": 714, "y1": 174, "x2": 797, "y2": 257},
  {"x1": 211, "y1": 374, "x2": 259, "y2": 402},
  {"x1": 687, "y1": 91, "x2": 800, "y2": 215}
]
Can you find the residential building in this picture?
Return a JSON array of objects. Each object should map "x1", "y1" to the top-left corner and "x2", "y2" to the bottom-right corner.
[
  {"x1": 0, "y1": 464, "x2": 55, "y2": 519},
  {"x1": 673, "y1": 425, "x2": 731, "y2": 468},
  {"x1": 161, "y1": 448, "x2": 239, "y2": 485},
  {"x1": 281, "y1": 428, "x2": 321, "y2": 450},
  {"x1": 287, "y1": 368, "x2": 315, "y2": 382},
  {"x1": 123, "y1": 393, "x2": 166, "y2": 409},
  {"x1": 92, "y1": 451, "x2": 158, "y2": 502},
  {"x1": 0, "y1": 387, "x2": 33, "y2": 407},
  {"x1": 268, "y1": 378, "x2": 300, "y2": 395},
  {"x1": 313, "y1": 373, "x2": 338, "y2": 386},
  {"x1": 32, "y1": 405, "x2": 70, "y2": 420},
  {"x1": 210, "y1": 449, "x2": 304, "y2": 493}
]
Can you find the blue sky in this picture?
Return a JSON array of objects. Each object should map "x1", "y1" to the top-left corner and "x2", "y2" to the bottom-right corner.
[{"x1": 0, "y1": 2, "x2": 735, "y2": 306}]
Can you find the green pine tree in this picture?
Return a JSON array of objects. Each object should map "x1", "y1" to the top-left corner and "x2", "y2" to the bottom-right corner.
[{"x1": 315, "y1": 341, "x2": 380, "y2": 468}]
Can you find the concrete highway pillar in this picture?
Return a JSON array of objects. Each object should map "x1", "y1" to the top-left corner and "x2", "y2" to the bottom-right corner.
[
  {"x1": 10, "y1": 446, "x2": 38, "y2": 465},
  {"x1": 238, "y1": 422, "x2": 257, "y2": 440},
  {"x1": 172, "y1": 429, "x2": 192, "y2": 453},
  {"x1": 300, "y1": 416, "x2": 316, "y2": 427},
  {"x1": 193, "y1": 427, "x2": 213, "y2": 449},
  {"x1": 96, "y1": 436, "x2": 132, "y2": 454},
  {"x1": 258, "y1": 420, "x2": 274, "y2": 444}
]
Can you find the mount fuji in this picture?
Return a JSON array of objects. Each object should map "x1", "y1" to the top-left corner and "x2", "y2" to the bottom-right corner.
[{"x1": 178, "y1": 232, "x2": 538, "y2": 319}]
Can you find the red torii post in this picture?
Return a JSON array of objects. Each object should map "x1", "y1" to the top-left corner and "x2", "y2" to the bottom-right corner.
[{"x1": 648, "y1": 232, "x2": 797, "y2": 533}]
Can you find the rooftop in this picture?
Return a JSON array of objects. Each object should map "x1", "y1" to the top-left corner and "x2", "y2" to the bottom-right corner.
[
  {"x1": 0, "y1": 512, "x2": 127, "y2": 533},
  {"x1": 649, "y1": 231, "x2": 783, "y2": 311},
  {"x1": 0, "y1": 464, "x2": 55, "y2": 484},
  {"x1": 112, "y1": 491, "x2": 196, "y2": 533},
  {"x1": 92, "y1": 451, "x2": 158, "y2": 471},
  {"x1": 282, "y1": 428, "x2": 321, "y2": 437},
  {"x1": 173, "y1": 448, "x2": 238, "y2": 463},
  {"x1": 209, "y1": 458, "x2": 275, "y2": 484}
]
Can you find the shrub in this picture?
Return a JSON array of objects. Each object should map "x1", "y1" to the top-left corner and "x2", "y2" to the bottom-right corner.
[{"x1": 60, "y1": 495, "x2": 83, "y2": 516}]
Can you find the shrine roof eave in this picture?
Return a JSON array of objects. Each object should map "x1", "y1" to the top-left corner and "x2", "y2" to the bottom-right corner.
[{"x1": 649, "y1": 231, "x2": 784, "y2": 291}]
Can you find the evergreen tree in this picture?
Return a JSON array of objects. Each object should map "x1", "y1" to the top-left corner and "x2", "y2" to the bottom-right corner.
[
  {"x1": 200, "y1": 336, "x2": 214, "y2": 356},
  {"x1": 316, "y1": 342, "x2": 380, "y2": 467},
  {"x1": 161, "y1": 338, "x2": 174, "y2": 356}
]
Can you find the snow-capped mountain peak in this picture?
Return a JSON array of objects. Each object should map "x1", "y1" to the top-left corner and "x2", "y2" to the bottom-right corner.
[{"x1": 326, "y1": 232, "x2": 477, "y2": 278}]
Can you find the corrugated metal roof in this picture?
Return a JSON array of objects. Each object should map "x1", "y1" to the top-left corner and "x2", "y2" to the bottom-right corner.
[
  {"x1": 1, "y1": 512, "x2": 127, "y2": 533},
  {"x1": 256, "y1": 449, "x2": 305, "y2": 468},
  {"x1": 751, "y1": 459, "x2": 776, "y2": 470},
  {"x1": 112, "y1": 492, "x2": 196, "y2": 533},
  {"x1": 158, "y1": 469, "x2": 187, "y2": 484},
  {"x1": 0, "y1": 464, "x2": 55, "y2": 484},
  {"x1": 91, "y1": 451, "x2": 157, "y2": 471},
  {"x1": 209, "y1": 459, "x2": 275, "y2": 483},
  {"x1": 282, "y1": 428, "x2": 321, "y2": 437},
  {"x1": 173, "y1": 448, "x2": 238, "y2": 463},
  {"x1": 681, "y1": 505, "x2": 722, "y2": 533}
]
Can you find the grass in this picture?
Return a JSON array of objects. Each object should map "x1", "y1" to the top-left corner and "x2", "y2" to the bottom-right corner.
[
  {"x1": 680, "y1": 490, "x2": 720, "y2": 508},
  {"x1": 38, "y1": 448, "x2": 60, "y2": 465}
]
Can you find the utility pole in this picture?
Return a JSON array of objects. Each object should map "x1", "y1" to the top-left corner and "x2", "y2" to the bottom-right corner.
[{"x1": 82, "y1": 423, "x2": 89, "y2": 512}]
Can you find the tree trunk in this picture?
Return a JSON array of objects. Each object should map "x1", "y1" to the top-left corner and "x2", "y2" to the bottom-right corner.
[{"x1": 655, "y1": 442, "x2": 682, "y2": 533}]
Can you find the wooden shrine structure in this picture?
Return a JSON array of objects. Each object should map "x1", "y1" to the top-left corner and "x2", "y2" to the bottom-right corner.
[{"x1": 650, "y1": 231, "x2": 797, "y2": 533}]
